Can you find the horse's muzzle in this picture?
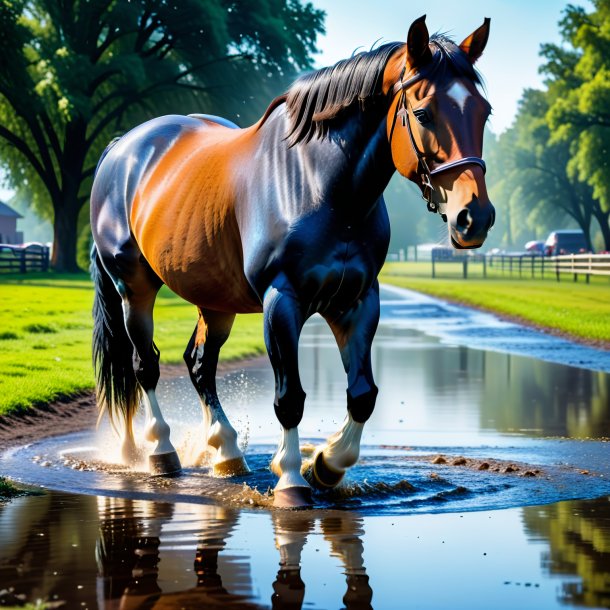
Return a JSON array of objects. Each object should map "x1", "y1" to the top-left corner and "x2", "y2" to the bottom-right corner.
[{"x1": 449, "y1": 199, "x2": 495, "y2": 250}]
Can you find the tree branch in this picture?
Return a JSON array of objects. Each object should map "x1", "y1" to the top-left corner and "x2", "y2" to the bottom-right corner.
[{"x1": 0, "y1": 125, "x2": 58, "y2": 198}]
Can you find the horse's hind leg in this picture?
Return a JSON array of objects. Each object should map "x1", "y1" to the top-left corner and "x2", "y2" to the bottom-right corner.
[
  {"x1": 184, "y1": 309, "x2": 249, "y2": 476},
  {"x1": 119, "y1": 266, "x2": 181, "y2": 475},
  {"x1": 309, "y1": 284, "x2": 380, "y2": 489}
]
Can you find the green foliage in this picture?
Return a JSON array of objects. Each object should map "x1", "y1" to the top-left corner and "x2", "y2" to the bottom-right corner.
[
  {"x1": 484, "y1": 1, "x2": 610, "y2": 252},
  {"x1": 381, "y1": 262, "x2": 610, "y2": 344},
  {"x1": 0, "y1": 0, "x2": 325, "y2": 270},
  {"x1": 0, "y1": 273, "x2": 265, "y2": 416},
  {"x1": 542, "y1": 0, "x2": 610, "y2": 246},
  {"x1": 76, "y1": 223, "x2": 93, "y2": 272},
  {"x1": 0, "y1": 477, "x2": 21, "y2": 498}
]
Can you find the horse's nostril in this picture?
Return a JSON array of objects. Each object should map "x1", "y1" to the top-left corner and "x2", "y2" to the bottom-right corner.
[{"x1": 456, "y1": 208, "x2": 472, "y2": 231}]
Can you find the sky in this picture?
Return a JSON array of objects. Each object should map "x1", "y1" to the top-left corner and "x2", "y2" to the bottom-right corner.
[{"x1": 312, "y1": 0, "x2": 590, "y2": 134}]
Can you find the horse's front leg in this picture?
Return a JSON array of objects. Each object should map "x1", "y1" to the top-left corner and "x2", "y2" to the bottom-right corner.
[
  {"x1": 264, "y1": 275, "x2": 312, "y2": 508},
  {"x1": 310, "y1": 284, "x2": 380, "y2": 489}
]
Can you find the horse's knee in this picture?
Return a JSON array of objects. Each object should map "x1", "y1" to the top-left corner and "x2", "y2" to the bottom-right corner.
[
  {"x1": 347, "y1": 384, "x2": 378, "y2": 423},
  {"x1": 274, "y1": 388, "x2": 306, "y2": 429}
]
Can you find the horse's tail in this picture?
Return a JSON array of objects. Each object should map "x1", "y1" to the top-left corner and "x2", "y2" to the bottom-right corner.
[{"x1": 91, "y1": 246, "x2": 141, "y2": 431}]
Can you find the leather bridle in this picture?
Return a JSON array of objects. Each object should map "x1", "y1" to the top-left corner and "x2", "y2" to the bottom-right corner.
[{"x1": 388, "y1": 53, "x2": 487, "y2": 215}]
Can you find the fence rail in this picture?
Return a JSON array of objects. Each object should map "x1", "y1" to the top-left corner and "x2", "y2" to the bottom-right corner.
[
  {"x1": 0, "y1": 243, "x2": 50, "y2": 273},
  {"x1": 430, "y1": 249, "x2": 610, "y2": 281}
]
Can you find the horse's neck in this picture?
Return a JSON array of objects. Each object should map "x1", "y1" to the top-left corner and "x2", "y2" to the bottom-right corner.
[
  {"x1": 313, "y1": 106, "x2": 395, "y2": 212},
  {"x1": 252, "y1": 105, "x2": 394, "y2": 218},
  {"x1": 343, "y1": 107, "x2": 396, "y2": 201}
]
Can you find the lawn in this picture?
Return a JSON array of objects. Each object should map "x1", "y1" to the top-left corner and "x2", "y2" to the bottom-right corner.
[
  {"x1": 0, "y1": 273, "x2": 265, "y2": 416},
  {"x1": 380, "y1": 261, "x2": 610, "y2": 345}
]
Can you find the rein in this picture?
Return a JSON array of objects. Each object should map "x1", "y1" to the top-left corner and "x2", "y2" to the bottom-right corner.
[{"x1": 388, "y1": 54, "x2": 486, "y2": 216}]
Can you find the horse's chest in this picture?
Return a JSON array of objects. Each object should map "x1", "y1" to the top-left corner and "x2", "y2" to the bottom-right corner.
[{"x1": 293, "y1": 242, "x2": 376, "y2": 314}]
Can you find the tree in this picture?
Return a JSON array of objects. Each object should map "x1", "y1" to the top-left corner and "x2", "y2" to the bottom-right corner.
[
  {"x1": 489, "y1": 88, "x2": 598, "y2": 250},
  {"x1": 0, "y1": 0, "x2": 325, "y2": 271},
  {"x1": 542, "y1": 0, "x2": 610, "y2": 249}
]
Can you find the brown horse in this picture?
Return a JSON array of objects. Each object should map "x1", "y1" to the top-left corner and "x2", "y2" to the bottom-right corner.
[{"x1": 91, "y1": 15, "x2": 494, "y2": 507}]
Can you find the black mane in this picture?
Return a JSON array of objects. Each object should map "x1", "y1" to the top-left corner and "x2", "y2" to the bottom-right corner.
[{"x1": 284, "y1": 34, "x2": 482, "y2": 146}]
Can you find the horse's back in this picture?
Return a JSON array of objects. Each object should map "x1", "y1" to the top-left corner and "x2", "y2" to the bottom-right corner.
[{"x1": 91, "y1": 114, "x2": 261, "y2": 312}]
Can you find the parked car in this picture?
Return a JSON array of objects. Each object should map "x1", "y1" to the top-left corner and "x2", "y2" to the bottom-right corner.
[
  {"x1": 524, "y1": 240, "x2": 545, "y2": 255},
  {"x1": 544, "y1": 230, "x2": 588, "y2": 256}
]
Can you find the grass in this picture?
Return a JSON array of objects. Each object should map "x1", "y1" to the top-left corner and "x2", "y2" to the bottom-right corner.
[
  {"x1": 380, "y1": 261, "x2": 610, "y2": 345},
  {"x1": 0, "y1": 272, "x2": 265, "y2": 416},
  {"x1": 0, "y1": 476, "x2": 22, "y2": 499}
]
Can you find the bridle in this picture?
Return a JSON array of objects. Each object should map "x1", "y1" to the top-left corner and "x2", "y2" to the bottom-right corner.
[{"x1": 388, "y1": 52, "x2": 487, "y2": 215}]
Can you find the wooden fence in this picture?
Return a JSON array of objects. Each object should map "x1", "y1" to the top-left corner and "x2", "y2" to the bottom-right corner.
[
  {"x1": 431, "y1": 249, "x2": 610, "y2": 281},
  {"x1": 0, "y1": 243, "x2": 50, "y2": 273}
]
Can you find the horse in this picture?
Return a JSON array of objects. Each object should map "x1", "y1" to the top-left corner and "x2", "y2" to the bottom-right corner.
[{"x1": 90, "y1": 15, "x2": 494, "y2": 508}]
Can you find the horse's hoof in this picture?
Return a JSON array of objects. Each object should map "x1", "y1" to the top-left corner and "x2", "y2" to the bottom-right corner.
[
  {"x1": 149, "y1": 451, "x2": 182, "y2": 477},
  {"x1": 273, "y1": 486, "x2": 313, "y2": 509},
  {"x1": 310, "y1": 451, "x2": 344, "y2": 490},
  {"x1": 213, "y1": 455, "x2": 250, "y2": 477}
]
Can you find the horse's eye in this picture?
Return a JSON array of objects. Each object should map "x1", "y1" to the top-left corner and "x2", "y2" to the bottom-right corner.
[{"x1": 413, "y1": 108, "x2": 432, "y2": 125}]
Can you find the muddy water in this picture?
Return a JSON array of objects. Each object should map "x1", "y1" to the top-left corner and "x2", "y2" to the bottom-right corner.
[{"x1": 1, "y1": 287, "x2": 610, "y2": 608}]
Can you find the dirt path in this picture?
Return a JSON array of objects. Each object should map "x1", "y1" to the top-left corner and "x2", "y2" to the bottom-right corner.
[{"x1": 0, "y1": 357, "x2": 267, "y2": 453}]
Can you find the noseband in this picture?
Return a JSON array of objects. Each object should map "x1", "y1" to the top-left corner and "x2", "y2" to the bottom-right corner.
[{"x1": 388, "y1": 54, "x2": 486, "y2": 215}]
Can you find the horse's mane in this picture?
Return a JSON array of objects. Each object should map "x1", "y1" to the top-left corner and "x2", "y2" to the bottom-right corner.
[{"x1": 279, "y1": 34, "x2": 482, "y2": 146}]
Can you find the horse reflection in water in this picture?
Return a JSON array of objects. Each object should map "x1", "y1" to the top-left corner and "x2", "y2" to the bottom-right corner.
[
  {"x1": 95, "y1": 498, "x2": 372, "y2": 609},
  {"x1": 91, "y1": 15, "x2": 494, "y2": 506}
]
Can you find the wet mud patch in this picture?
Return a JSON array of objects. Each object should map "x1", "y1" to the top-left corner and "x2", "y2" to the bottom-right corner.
[{"x1": 4, "y1": 432, "x2": 610, "y2": 516}]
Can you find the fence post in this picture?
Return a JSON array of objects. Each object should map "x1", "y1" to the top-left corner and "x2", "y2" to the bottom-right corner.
[
  {"x1": 541, "y1": 256, "x2": 545, "y2": 279},
  {"x1": 463, "y1": 257, "x2": 468, "y2": 279},
  {"x1": 483, "y1": 255, "x2": 487, "y2": 279},
  {"x1": 19, "y1": 249, "x2": 26, "y2": 273},
  {"x1": 572, "y1": 254, "x2": 577, "y2": 282},
  {"x1": 431, "y1": 251, "x2": 436, "y2": 278},
  {"x1": 555, "y1": 257, "x2": 560, "y2": 282},
  {"x1": 518, "y1": 256, "x2": 523, "y2": 278}
]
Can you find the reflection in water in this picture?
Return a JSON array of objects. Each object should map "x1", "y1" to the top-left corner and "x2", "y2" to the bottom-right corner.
[
  {"x1": 302, "y1": 319, "x2": 610, "y2": 441},
  {"x1": 480, "y1": 355, "x2": 610, "y2": 438},
  {"x1": 90, "y1": 497, "x2": 374, "y2": 609},
  {"x1": 523, "y1": 497, "x2": 610, "y2": 609},
  {"x1": 4, "y1": 491, "x2": 610, "y2": 609}
]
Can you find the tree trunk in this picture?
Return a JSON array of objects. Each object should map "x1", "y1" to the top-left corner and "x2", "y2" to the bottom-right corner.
[
  {"x1": 594, "y1": 211, "x2": 610, "y2": 251},
  {"x1": 51, "y1": 118, "x2": 88, "y2": 273},
  {"x1": 51, "y1": 201, "x2": 81, "y2": 272}
]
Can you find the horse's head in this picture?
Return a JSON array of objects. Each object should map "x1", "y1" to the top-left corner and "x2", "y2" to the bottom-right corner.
[{"x1": 385, "y1": 16, "x2": 494, "y2": 249}]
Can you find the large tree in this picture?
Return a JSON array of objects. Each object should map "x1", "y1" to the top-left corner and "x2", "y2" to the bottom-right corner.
[
  {"x1": 542, "y1": 0, "x2": 610, "y2": 249},
  {"x1": 489, "y1": 88, "x2": 599, "y2": 250},
  {"x1": 0, "y1": 0, "x2": 324, "y2": 270}
]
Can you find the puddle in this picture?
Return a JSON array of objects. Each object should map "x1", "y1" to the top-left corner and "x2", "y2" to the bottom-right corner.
[
  {"x1": 3, "y1": 492, "x2": 610, "y2": 609},
  {"x1": 1, "y1": 286, "x2": 610, "y2": 608}
]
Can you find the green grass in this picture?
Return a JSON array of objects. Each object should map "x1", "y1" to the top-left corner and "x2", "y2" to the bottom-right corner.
[
  {"x1": 0, "y1": 272, "x2": 265, "y2": 416},
  {"x1": 0, "y1": 476, "x2": 21, "y2": 498},
  {"x1": 381, "y1": 262, "x2": 610, "y2": 345}
]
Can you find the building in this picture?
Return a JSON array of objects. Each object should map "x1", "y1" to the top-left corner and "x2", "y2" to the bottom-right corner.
[{"x1": 0, "y1": 201, "x2": 23, "y2": 244}]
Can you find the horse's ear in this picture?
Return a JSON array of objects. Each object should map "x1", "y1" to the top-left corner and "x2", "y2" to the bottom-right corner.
[
  {"x1": 459, "y1": 18, "x2": 491, "y2": 64},
  {"x1": 406, "y1": 15, "x2": 432, "y2": 68}
]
